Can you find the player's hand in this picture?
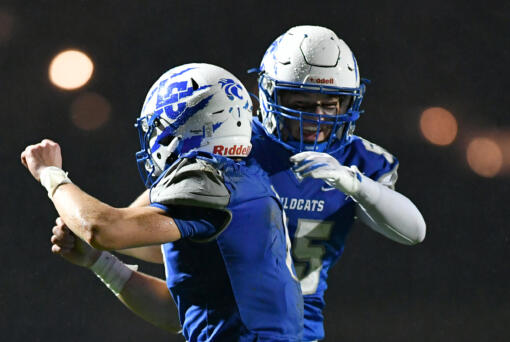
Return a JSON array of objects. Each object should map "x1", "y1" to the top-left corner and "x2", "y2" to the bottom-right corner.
[
  {"x1": 51, "y1": 217, "x2": 101, "y2": 268},
  {"x1": 20, "y1": 139, "x2": 63, "y2": 182},
  {"x1": 290, "y1": 151, "x2": 361, "y2": 196}
]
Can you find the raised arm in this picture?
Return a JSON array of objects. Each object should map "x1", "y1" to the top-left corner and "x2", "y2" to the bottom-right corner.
[
  {"x1": 51, "y1": 186, "x2": 181, "y2": 250},
  {"x1": 21, "y1": 139, "x2": 181, "y2": 250}
]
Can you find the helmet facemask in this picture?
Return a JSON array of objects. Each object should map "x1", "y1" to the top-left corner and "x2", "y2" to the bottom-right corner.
[
  {"x1": 135, "y1": 114, "x2": 182, "y2": 187},
  {"x1": 259, "y1": 73, "x2": 365, "y2": 153},
  {"x1": 257, "y1": 25, "x2": 366, "y2": 153}
]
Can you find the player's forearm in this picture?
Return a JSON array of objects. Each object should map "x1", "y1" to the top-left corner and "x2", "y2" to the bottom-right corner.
[
  {"x1": 115, "y1": 190, "x2": 164, "y2": 263},
  {"x1": 118, "y1": 271, "x2": 181, "y2": 333},
  {"x1": 50, "y1": 183, "x2": 119, "y2": 248},
  {"x1": 88, "y1": 251, "x2": 180, "y2": 332},
  {"x1": 117, "y1": 246, "x2": 164, "y2": 264},
  {"x1": 51, "y1": 184, "x2": 181, "y2": 250},
  {"x1": 353, "y1": 175, "x2": 426, "y2": 245}
]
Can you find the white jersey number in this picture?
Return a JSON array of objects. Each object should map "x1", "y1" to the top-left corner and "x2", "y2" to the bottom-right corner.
[
  {"x1": 292, "y1": 219, "x2": 333, "y2": 295},
  {"x1": 360, "y1": 137, "x2": 394, "y2": 164}
]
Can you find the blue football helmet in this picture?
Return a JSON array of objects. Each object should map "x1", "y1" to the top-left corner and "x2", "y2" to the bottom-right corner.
[
  {"x1": 257, "y1": 25, "x2": 367, "y2": 153},
  {"x1": 135, "y1": 63, "x2": 253, "y2": 187}
]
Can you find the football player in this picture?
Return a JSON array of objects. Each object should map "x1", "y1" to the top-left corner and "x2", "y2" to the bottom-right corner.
[
  {"x1": 96, "y1": 25, "x2": 426, "y2": 342},
  {"x1": 248, "y1": 25, "x2": 427, "y2": 341},
  {"x1": 21, "y1": 63, "x2": 303, "y2": 342}
]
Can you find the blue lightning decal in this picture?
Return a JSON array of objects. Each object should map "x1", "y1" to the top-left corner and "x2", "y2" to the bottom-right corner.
[
  {"x1": 170, "y1": 67, "x2": 196, "y2": 79},
  {"x1": 151, "y1": 95, "x2": 214, "y2": 153},
  {"x1": 181, "y1": 135, "x2": 204, "y2": 152},
  {"x1": 213, "y1": 121, "x2": 224, "y2": 132},
  {"x1": 156, "y1": 82, "x2": 212, "y2": 119}
]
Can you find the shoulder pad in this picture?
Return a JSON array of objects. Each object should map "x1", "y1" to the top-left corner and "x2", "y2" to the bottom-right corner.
[
  {"x1": 150, "y1": 157, "x2": 230, "y2": 209},
  {"x1": 377, "y1": 164, "x2": 399, "y2": 189},
  {"x1": 357, "y1": 137, "x2": 396, "y2": 164},
  {"x1": 351, "y1": 136, "x2": 399, "y2": 188}
]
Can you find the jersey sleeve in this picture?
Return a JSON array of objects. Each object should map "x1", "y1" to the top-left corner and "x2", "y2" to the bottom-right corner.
[
  {"x1": 349, "y1": 137, "x2": 399, "y2": 189},
  {"x1": 151, "y1": 203, "x2": 231, "y2": 242},
  {"x1": 150, "y1": 156, "x2": 232, "y2": 242}
]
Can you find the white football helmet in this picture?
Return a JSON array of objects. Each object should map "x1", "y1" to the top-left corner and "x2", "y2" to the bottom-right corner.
[
  {"x1": 257, "y1": 25, "x2": 367, "y2": 153},
  {"x1": 136, "y1": 63, "x2": 253, "y2": 187}
]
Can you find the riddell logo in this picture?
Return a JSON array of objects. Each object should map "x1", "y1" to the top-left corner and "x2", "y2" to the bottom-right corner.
[
  {"x1": 308, "y1": 77, "x2": 334, "y2": 84},
  {"x1": 213, "y1": 145, "x2": 252, "y2": 156}
]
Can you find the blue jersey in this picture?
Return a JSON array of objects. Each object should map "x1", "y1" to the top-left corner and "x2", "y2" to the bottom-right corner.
[
  {"x1": 153, "y1": 152, "x2": 303, "y2": 342},
  {"x1": 250, "y1": 120, "x2": 399, "y2": 341}
]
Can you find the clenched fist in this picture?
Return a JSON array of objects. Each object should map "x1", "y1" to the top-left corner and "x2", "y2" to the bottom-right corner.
[
  {"x1": 51, "y1": 217, "x2": 101, "y2": 268},
  {"x1": 21, "y1": 139, "x2": 63, "y2": 181}
]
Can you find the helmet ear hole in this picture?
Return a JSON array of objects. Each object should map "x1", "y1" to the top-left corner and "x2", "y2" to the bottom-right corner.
[
  {"x1": 164, "y1": 154, "x2": 178, "y2": 168},
  {"x1": 158, "y1": 134, "x2": 174, "y2": 146},
  {"x1": 191, "y1": 78, "x2": 199, "y2": 90}
]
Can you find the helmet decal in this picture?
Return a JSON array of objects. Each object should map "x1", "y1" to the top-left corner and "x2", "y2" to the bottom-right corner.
[
  {"x1": 151, "y1": 94, "x2": 214, "y2": 153},
  {"x1": 168, "y1": 66, "x2": 196, "y2": 78},
  {"x1": 260, "y1": 35, "x2": 283, "y2": 76},
  {"x1": 136, "y1": 63, "x2": 253, "y2": 188},
  {"x1": 213, "y1": 121, "x2": 224, "y2": 131},
  {"x1": 142, "y1": 67, "x2": 198, "y2": 114},
  {"x1": 219, "y1": 78, "x2": 244, "y2": 100}
]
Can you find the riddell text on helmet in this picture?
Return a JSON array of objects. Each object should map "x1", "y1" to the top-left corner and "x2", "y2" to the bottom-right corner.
[
  {"x1": 308, "y1": 77, "x2": 334, "y2": 84},
  {"x1": 213, "y1": 145, "x2": 252, "y2": 156}
]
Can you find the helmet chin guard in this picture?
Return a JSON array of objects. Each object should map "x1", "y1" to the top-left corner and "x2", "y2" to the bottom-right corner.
[
  {"x1": 257, "y1": 25, "x2": 367, "y2": 153},
  {"x1": 135, "y1": 63, "x2": 253, "y2": 188}
]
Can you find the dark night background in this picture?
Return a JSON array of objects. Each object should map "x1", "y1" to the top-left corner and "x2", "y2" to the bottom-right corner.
[{"x1": 1, "y1": 1, "x2": 509, "y2": 341}]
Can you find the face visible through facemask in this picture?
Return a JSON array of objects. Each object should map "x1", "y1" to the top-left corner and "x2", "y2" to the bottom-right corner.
[{"x1": 279, "y1": 91, "x2": 351, "y2": 143}]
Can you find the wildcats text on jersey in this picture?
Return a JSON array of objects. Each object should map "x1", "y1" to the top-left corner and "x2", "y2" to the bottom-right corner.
[{"x1": 280, "y1": 197, "x2": 325, "y2": 212}]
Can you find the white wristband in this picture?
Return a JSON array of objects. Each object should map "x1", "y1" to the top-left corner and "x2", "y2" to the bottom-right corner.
[
  {"x1": 39, "y1": 166, "x2": 72, "y2": 199},
  {"x1": 90, "y1": 251, "x2": 138, "y2": 296}
]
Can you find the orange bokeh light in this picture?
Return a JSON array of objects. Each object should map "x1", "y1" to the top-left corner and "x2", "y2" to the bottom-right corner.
[
  {"x1": 420, "y1": 107, "x2": 458, "y2": 146},
  {"x1": 466, "y1": 138, "x2": 503, "y2": 178},
  {"x1": 49, "y1": 50, "x2": 94, "y2": 90},
  {"x1": 70, "y1": 92, "x2": 111, "y2": 131},
  {"x1": 0, "y1": 10, "x2": 14, "y2": 43}
]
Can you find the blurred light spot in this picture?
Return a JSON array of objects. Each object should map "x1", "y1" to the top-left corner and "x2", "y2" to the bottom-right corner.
[
  {"x1": 0, "y1": 9, "x2": 14, "y2": 43},
  {"x1": 71, "y1": 92, "x2": 111, "y2": 130},
  {"x1": 420, "y1": 107, "x2": 458, "y2": 146},
  {"x1": 49, "y1": 50, "x2": 94, "y2": 90},
  {"x1": 466, "y1": 138, "x2": 502, "y2": 177}
]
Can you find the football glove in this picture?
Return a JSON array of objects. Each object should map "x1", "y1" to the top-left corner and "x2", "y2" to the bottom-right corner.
[{"x1": 290, "y1": 151, "x2": 362, "y2": 196}]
